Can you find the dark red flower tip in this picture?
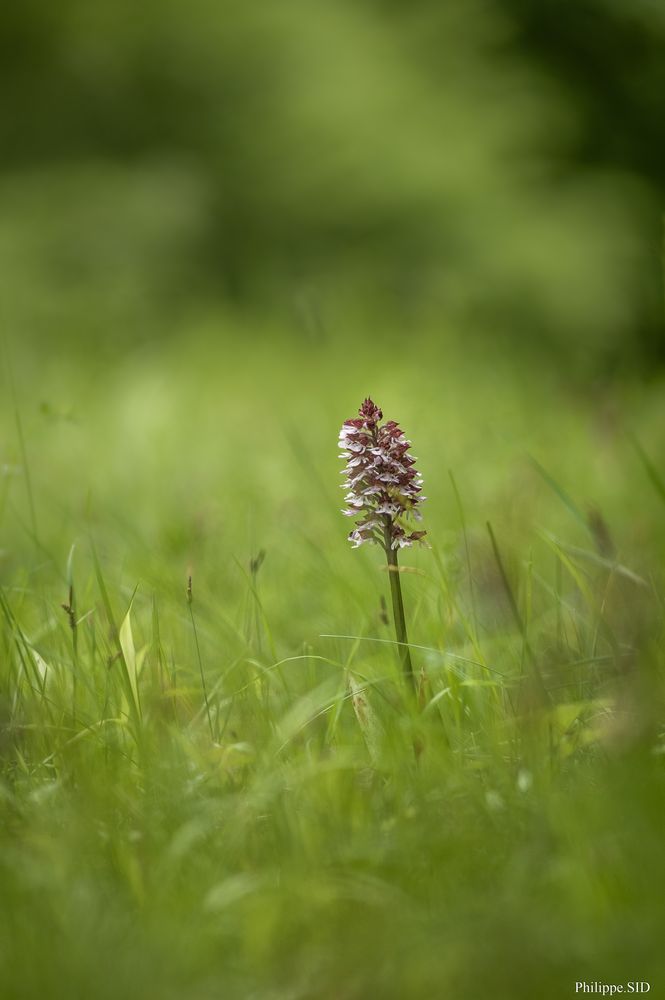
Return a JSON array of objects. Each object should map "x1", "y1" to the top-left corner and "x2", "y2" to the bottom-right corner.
[{"x1": 359, "y1": 398, "x2": 383, "y2": 424}]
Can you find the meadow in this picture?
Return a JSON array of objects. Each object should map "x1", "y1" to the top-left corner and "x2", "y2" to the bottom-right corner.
[{"x1": 1, "y1": 323, "x2": 664, "y2": 999}]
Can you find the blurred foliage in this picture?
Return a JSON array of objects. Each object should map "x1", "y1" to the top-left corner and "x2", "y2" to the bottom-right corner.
[
  {"x1": 2, "y1": 6, "x2": 665, "y2": 995},
  {"x1": 1, "y1": 330, "x2": 665, "y2": 999},
  {"x1": 0, "y1": 0, "x2": 664, "y2": 363}
]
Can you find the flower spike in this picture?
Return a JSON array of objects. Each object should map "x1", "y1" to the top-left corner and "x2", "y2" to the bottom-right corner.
[
  {"x1": 339, "y1": 398, "x2": 427, "y2": 551},
  {"x1": 338, "y1": 398, "x2": 427, "y2": 693}
]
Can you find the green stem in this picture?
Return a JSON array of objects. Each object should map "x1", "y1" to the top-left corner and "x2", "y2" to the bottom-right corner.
[{"x1": 384, "y1": 521, "x2": 416, "y2": 692}]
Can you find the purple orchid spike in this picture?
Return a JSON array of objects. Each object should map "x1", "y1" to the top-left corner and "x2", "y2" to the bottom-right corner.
[
  {"x1": 339, "y1": 398, "x2": 427, "y2": 551},
  {"x1": 338, "y1": 398, "x2": 427, "y2": 692}
]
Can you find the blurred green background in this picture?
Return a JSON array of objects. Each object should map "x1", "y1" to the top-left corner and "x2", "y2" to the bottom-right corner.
[
  {"x1": 1, "y1": 0, "x2": 664, "y2": 366},
  {"x1": 2, "y1": 5, "x2": 665, "y2": 999}
]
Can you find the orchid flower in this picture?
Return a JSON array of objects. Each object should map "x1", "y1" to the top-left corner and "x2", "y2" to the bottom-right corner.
[{"x1": 339, "y1": 398, "x2": 427, "y2": 690}]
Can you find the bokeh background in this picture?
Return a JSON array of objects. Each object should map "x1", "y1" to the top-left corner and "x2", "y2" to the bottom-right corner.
[
  {"x1": 2, "y1": 0, "x2": 664, "y2": 368},
  {"x1": 2, "y1": 6, "x2": 665, "y2": 999}
]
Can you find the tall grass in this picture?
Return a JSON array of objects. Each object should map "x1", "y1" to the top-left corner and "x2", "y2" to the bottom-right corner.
[{"x1": 1, "y1": 326, "x2": 664, "y2": 999}]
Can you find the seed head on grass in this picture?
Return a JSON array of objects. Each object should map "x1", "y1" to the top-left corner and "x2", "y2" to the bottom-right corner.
[{"x1": 339, "y1": 397, "x2": 427, "y2": 692}]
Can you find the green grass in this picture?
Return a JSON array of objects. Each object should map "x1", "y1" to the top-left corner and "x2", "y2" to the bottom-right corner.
[{"x1": 1, "y1": 323, "x2": 665, "y2": 999}]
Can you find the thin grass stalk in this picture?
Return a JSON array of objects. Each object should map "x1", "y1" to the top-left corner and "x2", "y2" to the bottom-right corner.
[{"x1": 187, "y1": 575, "x2": 214, "y2": 741}]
